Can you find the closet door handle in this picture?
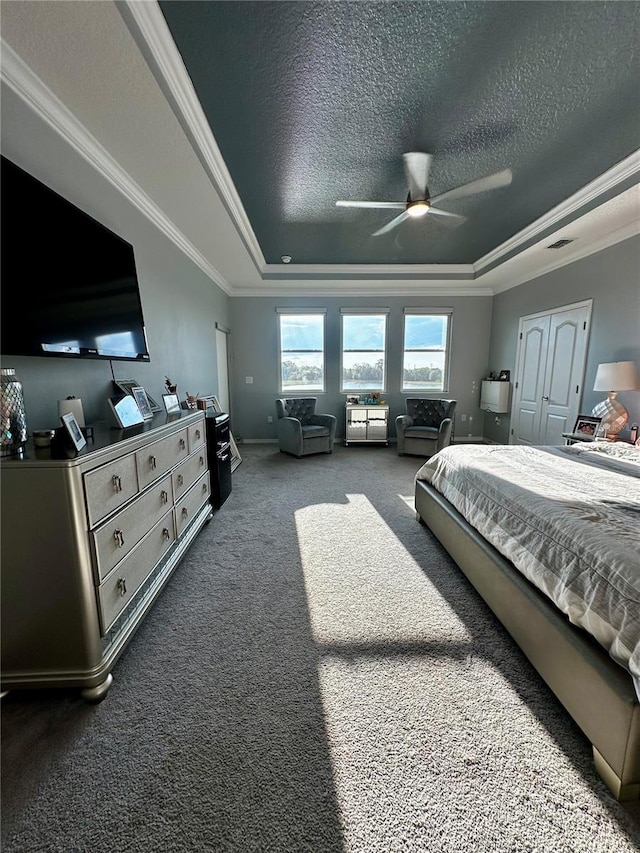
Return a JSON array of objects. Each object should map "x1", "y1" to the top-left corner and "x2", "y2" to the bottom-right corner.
[{"x1": 541, "y1": 396, "x2": 549, "y2": 401}]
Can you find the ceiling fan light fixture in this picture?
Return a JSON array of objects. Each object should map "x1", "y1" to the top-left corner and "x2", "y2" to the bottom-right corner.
[{"x1": 407, "y1": 201, "x2": 429, "y2": 218}]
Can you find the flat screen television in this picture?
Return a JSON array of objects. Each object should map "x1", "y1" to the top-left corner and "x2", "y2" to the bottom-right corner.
[{"x1": 1, "y1": 155, "x2": 151, "y2": 362}]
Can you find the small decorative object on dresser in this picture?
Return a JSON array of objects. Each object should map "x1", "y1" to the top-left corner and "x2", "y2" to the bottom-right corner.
[
  {"x1": 163, "y1": 393, "x2": 181, "y2": 415},
  {"x1": 60, "y1": 411, "x2": 87, "y2": 451},
  {"x1": 112, "y1": 379, "x2": 161, "y2": 412},
  {"x1": 108, "y1": 395, "x2": 145, "y2": 429},
  {"x1": 131, "y1": 386, "x2": 154, "y2": 420}
]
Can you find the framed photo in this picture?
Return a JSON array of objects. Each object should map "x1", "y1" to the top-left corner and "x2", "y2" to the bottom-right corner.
[
  {"x1": 573, "y1": 414, "x2": 601, "y2": 438},
  {"x1": 131, "y1": 386, "x2": 154, "y2": 420},
  {"x1": 113, "y1": 379, "x2": 161, "y2": 412},
  {"x1": 230, "y1": 434, "x2": 242, "y2": 472},
  {"x1": 108, "y1": 395, "x2": 145, "y2": 429},
  {"x1": 498, "y1": 370, "x2": 511, "y2": 382},
  {"x1": 60, "y1": 411, "x2": 87, "y2": 451},
  {"x1": 346, "y1": 395, "x2": 360, "y2": 405},
  {"x1": 163, "y1": 393, "x2": 181, "y2": 414}
]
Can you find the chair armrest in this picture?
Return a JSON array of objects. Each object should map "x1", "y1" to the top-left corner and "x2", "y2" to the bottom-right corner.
[
  {"x1": 310, "y1": 414, "x2": 336, "y2": 431},
  {"x1": 277, "y1": 416, "x2": 303, "y2": 456},
  {"x1": 438, "y1": 417, "x2": 452, "y2": 434},
  {"x1": 395, "y1": 415, "x2": 414, "y2": 431}
]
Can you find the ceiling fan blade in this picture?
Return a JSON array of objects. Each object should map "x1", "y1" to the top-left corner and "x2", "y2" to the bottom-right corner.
[
  {"x1": 403, "y1": 152, "x2": 433, "y2": 201},
  {"x1": 428, "y1": 206, "x2": 466, "y2": 223},
  {"x1": 371, "y1": 210, "x2": 411, "y2": 237},
  {"x1": 430, "y1": 168, "x2": 513, "y2": 206},
  {"x1": 336, "y1": 200, "x2": 406, "y2": 209}
]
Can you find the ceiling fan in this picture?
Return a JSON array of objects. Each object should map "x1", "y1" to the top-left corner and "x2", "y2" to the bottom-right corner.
[{"x1": 336, "y1": 152, "x2": 513, "y2": 237}]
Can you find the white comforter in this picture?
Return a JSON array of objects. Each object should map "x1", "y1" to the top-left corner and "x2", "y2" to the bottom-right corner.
[{"x1": 416, "y1": 442, "x2": 640, "y2": 697}]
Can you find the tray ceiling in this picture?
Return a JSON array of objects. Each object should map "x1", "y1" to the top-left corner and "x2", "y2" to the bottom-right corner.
[{"x1": 153, "y1": 0, "x2": 639, "y2": 276}]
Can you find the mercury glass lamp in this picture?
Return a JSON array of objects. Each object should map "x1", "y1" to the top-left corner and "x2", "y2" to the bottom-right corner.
[{"x1": 592, "y1": 361, "x2": 640, "y2": 437}]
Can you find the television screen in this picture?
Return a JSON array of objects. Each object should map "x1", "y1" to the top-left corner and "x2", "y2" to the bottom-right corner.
[{"x1": 0, "y1": 155, "x2": 151, "y2": 362}]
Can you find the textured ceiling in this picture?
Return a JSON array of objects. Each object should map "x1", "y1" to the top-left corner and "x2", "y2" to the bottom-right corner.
[{"x1": 157, "y1": 0, "x2": 640, "y2": 268}]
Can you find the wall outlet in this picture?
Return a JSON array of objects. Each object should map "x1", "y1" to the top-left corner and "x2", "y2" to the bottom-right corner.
[
  {"x1": 461, "y1": 413, "x2": 467, "y2": 422},
  {"x1": 245, "y1": 376, "x2": 253, "y2": 384},
  {"x1": 267, "y1": 415, "x2": 273, "y2": 423}
]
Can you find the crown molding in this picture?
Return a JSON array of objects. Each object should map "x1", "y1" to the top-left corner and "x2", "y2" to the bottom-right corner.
[
  {"x1": 475, "y1": 149, "x2": 640, "y2": 275},
  {"x1": 230, "y1": 282, "x2": 494, "y2": 298},
  {"x1": 487, "y1": 219, "x2": 640, "y2": 296},
  {"x1": 119, "y1": 0, "x2": 266, "y2": 269},
  {"x1": 0, "y1": 38, "x2": 233, "y2": 296},
  {"x1": 261, "y1": 263, "x2": 474, "y2": 281}
]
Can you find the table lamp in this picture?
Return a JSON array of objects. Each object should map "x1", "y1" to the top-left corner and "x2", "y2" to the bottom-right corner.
[{"x1": 592, "y1": 360, "x2": 640, "y2": 438}]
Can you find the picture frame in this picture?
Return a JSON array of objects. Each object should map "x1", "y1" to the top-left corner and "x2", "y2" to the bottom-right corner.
[
  {"x1": 108, "y1": 395, "x2": 145, "y2": 429},
  {"x1": 112, "y1": 379, "x2": 161, "y2": 412},
  {"x1": 572, "y1": 414, "x2": 601, "y2": 438},
  {"x1": 346, "y1": 395, "x2": 360, "y2": 405},
  {"x1": 131, "y1": 386, "x2": 154, "y2": 420},
  {"x1": 163, "y1": 393, "x2": 181, "y2": 414},
  {"x1": 230, "y1": 434, "x2": 242, "y2": 473},
  {"x1": 60, "y1": 411, "x2": 87, "y2": 451},
  {"x1": 498, "y1": 370, "x2": 511, "y2": 382}
]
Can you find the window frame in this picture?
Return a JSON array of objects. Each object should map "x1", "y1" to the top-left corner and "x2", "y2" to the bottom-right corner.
[
  {"x1": 401, "y1": 309, "x2": 453, "y2": 394},
  {"x1": 340, "y1": 309, "x2": 389, "y2": 394},
  {"x1": 277, "y1": 309, "x2": 327, "y2": 394}
]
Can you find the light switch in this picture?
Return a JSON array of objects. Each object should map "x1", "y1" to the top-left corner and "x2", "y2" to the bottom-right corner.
[{"x1": 245, "y1": 376, "x2": 253, "y2": 384}]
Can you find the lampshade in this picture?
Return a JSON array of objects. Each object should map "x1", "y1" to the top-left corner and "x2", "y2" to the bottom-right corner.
[
  {"x1": 592, "y1": 360, "x2": 640, "y2": 437},
  {"x1": 593, "y1": 361, "x2": 640, "y2": 392}
]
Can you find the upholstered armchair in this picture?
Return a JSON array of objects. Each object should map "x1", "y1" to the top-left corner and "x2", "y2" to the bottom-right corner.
[
  {"x1": 275, "y1": 397, "x2": 337, "y2": 458},
  {"x1": 396, "y1": 398, "x2": 457, "y2": 457}
]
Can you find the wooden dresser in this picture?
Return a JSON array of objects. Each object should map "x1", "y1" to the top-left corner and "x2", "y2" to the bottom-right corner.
[{"x1": 1, "y1": 411, "x2": 212, "y2": 701}]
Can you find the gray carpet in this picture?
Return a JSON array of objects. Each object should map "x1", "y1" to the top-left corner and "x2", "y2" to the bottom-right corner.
[{"x1": 2, "y1": 443, "x2": 639, "y2": 853}]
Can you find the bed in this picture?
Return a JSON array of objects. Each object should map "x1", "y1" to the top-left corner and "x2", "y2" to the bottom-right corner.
[{"x1": 414, "y1": 441, "x2": 640, "y2": 801}]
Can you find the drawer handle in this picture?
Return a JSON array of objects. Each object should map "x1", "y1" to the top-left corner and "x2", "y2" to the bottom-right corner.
[
  {"x1": 202, "y1": 483, "x2": 207, "y2": 493},
  {"x1": 182, "y1": 507, "x2": 188, "y2": 519},
  {"x1": 117, "y1": 578, "x2": 127, "y2": 597},
  {"x1": 162, "y1": 527, "x2": 171, "y2": 541},
  {"x1": 195, "y1": 429, "x2": 201, "y2": 440},
  {"x1": 177, "y1": 474, "x2": 184, "y2": 487},
  {"x1": 199, "y1": 455, "x2": 205, "y2": 467},
  {"x1": 180, "y1": 438, "x2": 186, "y2": 450},
  {"x1": 149, "y1": 454, "x2": 157, "y2": 470},
  {"x1": 161, "y1": 490, "x2": 169, "y2": 504},
  {"x1": 113, "y1": 529, "x2": 125, "y2": 548},
  {"x1": 112, "y1": 474, "x2": 122, "y2": 493}
]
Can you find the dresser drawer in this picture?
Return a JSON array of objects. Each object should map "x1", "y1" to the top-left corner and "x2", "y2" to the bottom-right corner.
[
  {"x1": 92, "y1": 474, "x2": 173, "y2": 580},
  {"x1": 188, "y1": 419, "x2": 206, "y2": 453},
  {"x1": 172, "y1": 450, "x2": 208, "y2": 501},
  {"x1": 136, "y1": 428, "x2": 190, "y2": 490},
  {"x1": 97, "y1": 511, "x2": 176, "y2": 633},
  {"x1": 84, "y1": 453, "x2": 139, "y2": 528},
  {"x1": 175, "y1": 472, "x2": 211, "y2": 537}
]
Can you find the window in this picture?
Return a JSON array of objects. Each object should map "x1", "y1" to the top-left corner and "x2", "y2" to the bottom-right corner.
[
  {"x1": 278, "y1": 312, "x2": 325, "y2": 392},
  {"x1": 402, "y1": 311, "x2": 451, "y2": 392},
  {"x1": 341, "y1": 311, "x2": 388, "y2": 392}
]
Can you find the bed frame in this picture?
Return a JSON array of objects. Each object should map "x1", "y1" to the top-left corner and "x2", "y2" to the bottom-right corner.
[{"x1": 415, "y1": 479, "x2": 640, "y2": 801}]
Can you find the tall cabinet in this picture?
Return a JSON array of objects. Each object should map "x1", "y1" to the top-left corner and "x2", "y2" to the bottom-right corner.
[{"x1": 1, "y1": 411, "x2": 211, "y2": 701}]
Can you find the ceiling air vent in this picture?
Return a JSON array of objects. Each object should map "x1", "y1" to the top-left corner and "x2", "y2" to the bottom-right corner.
[{"x1": 546, "y1": 238, "x2": 575, "y2": 249}]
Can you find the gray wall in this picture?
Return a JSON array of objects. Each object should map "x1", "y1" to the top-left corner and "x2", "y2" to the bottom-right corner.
[
  {"x1": 485, "y1": 235, "x2": 640, "y2": 444},
  {"x1": 229, "y1": 294, "x2": 493, "y2": 442},
  {"x1": 0, "y1": 145, "x2": 230, "y2": 433}
]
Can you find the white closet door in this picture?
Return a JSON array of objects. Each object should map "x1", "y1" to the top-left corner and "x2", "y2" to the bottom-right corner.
[
  {"x1": 511, "y1": 301, "x2": 592, "y2": 445},
  {"x1": 511, "y1": 315, "x2": 550, "y2": 445}
]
